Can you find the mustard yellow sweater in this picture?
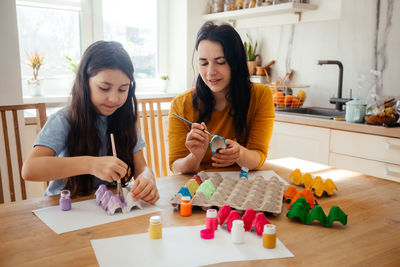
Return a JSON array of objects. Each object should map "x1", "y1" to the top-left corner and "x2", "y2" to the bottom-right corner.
[{"x1": 168, "y1": 83, "x2": 275, "y2": 170}]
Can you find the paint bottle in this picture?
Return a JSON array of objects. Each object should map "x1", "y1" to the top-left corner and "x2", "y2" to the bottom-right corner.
[
  {"x1": 59, "y1": 190, "x2": 71, "y2": 211},
  {"x1": 263, "y1": 224, "x2": 276, "y2": 249},
  {"x1": 180, "y1": 196, "x2": 192, "y2": 217},
  {"x1": 239, "y1": 166, "x2": 249, "y2": 180},
  {"x1": 149, "y1": 216, "x2": 162, "y2": 239},
  {"x1": 231, "y1": 220, "x2": 245, "y2": 244},
  {"x1": 205, "y1": 209, "x2": 218, "y2": 231}
]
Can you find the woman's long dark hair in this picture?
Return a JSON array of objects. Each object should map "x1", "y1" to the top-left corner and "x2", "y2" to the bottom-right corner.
[
  {"x1": 65, "y1": 41, "x2": 138, "y2": 196},
  {"x1": 193, "y1": 21, "x2": 251, "y2": 144}
]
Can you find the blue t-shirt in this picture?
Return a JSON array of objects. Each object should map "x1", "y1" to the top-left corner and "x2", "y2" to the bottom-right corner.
[{"x1": 34, "y1": 107, "x2": 146, "y2": 196}]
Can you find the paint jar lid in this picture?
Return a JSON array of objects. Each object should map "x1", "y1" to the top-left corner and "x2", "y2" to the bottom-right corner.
[
  {"x1": 232, "y1": 219, "x2": 244, "y2": 229},
  {"x1": 181, "y1": 196, "x2": 191, "y2": 203},
  {"x1": 232, "y1": 220, "x2": 244, "y2": 226},
  {"x1": 206, "y1": 209, "x2": 217, "y2": 218},
  {"x1": 200, "y1": 228, "x2": 215, "y2": 239},
  {"x1": 241, "y1": 166, "x2": 249, "y2": 172},
  {"x1": 150, "y1": 216, "x2": 161, "y2": 223},
  {"x1": 60, "y1": 190, "x2": 70, "y2": 199},
  {"x1": 263, "y1": 224, "x2": 276, "y2": 234}
]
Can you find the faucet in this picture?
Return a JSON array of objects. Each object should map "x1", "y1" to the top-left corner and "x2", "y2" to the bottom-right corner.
[{"x1": 317, "y1": 60, "x2": 352, "y2": 111}]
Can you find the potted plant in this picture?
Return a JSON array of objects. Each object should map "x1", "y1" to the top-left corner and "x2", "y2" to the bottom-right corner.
[
  {"x1": 159, "y1": 74, "x2": 169, "y2": 91},
  {"x1": 243, "y1": 34, "x2": 261, "y2": 76},
  {"x1": 65, "y1": 56, "x2": 79, "y2": 74},
  {"x1": 26, "y1": 52, "x2": 44, "y2": 96}
]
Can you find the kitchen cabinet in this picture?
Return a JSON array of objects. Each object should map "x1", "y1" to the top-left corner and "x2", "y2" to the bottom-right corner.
[
  {"x1": 329, "y1": 130, "x2": 400, "y2": 183},
  {"x1": 268, "y1": 120, "x2": 400, "y2": 182},
  {"x1": 268, "y1": 122, "x2": 330, "y2": 164}
]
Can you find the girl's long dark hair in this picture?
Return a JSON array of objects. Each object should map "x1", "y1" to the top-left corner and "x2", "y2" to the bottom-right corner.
[
  {"x1": 193, "y1": 21, "x2": 251, "y2": 144},
  {"x1": 65, "y1": 41, "x2": 138, "y2": 196}
]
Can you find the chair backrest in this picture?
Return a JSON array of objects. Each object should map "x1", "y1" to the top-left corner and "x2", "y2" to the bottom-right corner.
[
  {"x1": 137, "y1": 97, "x2": 173, "y2": 178},
  {"x1": 0, "y1": 103, "x2": 47, "y2": 203}
]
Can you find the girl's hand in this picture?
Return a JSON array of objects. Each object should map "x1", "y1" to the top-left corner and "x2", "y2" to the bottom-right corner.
[
  {"x1": 131, "y1": 173, "x2": 159, "y2": 204},
  {"x1": 211, "y1": 139, "x2": 242, "y2": 168},
  {"x1": 91, "y1": 156, "x2": 128, "y2": 182},
  {"x1": 185, "y1": 122, "x2": 209, "y2": 160}
]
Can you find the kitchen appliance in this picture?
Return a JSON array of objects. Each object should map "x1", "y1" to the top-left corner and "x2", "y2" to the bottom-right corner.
[{"x1": 345, "y1": 98, "x2": 366, "y2": 123}]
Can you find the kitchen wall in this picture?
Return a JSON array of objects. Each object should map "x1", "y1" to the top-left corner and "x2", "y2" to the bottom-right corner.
[
  {"x1": 238, "y1": 0, "x2": 399, "y2": 108},
  {"x1": 0, "y1": 0, "x2": 23, "y2": 105}
]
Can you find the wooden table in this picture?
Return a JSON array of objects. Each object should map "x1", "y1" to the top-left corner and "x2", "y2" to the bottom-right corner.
[{"x1": 1, "y1": 159, "x2": 400, "y2": 266}]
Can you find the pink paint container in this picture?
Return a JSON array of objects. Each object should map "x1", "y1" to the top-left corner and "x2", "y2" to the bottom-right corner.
[{"x1": 206, "y1": 209, "x2": 218, "y2": 231}]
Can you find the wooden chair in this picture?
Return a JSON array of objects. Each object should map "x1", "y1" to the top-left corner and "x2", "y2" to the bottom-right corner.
[
  {"x1": 0, "y1": 103, "x2": 47, "y2": 203},
  {"x1": 137, "y1": 97, "x2": 174, "y2": 178}
]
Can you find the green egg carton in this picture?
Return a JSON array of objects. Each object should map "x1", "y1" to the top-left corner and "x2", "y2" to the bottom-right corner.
[{"x1": 286, "y1": 197, "x2": 348, "y2": 227}]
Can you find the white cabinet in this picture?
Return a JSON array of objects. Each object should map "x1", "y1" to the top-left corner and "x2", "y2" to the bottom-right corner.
[
  {"x1": 268, "y1": 122, "x2": 400, "y2": 182},
  {"x1": 268, "y1": 122, "x2": 330, "y2": 164},
  {"x1": 329, "y1": 130, "x2": 400, "y2": 182}
]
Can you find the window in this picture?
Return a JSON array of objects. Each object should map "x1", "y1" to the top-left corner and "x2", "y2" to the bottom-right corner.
[
  {"x1": 16, "y1": 1, "x2": 81, "y2": 97},
  {"x1": 102, "y1": 0, "x2": 158, "y2": 80},
  {"x1": 16, "y1": 0, "x2": 164, "y2": 100}
]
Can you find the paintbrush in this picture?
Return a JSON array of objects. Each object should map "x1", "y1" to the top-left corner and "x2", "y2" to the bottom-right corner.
[
  {"x1": 110, "y1": 133, "x2": 123, "y2": 200},
  {"x1": 172, "y1": 113, "x2": 213, "y2": 137}
]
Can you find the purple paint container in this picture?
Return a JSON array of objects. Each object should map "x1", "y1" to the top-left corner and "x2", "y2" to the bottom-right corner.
[{"x1": 60, "y1": 190, "x2": 71, "y2": 211}]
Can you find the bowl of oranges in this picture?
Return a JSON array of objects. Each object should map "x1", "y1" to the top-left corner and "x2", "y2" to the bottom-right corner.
[{"x1": 272, "y1": 86, "x2": 307, "y2": 109}]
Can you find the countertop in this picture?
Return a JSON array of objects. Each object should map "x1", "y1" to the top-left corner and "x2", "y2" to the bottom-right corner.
[{"x1": 275, "y1": 113, "x2": 400, "y2": 138}]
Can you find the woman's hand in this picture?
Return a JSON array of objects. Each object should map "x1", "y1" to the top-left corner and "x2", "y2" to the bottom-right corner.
[
  {"x1": 211, "y1": 139, "x2": 242, "y2": 168},
  {"x1": 185, "y1": 122, "x2": 209, "y2": 160},
  {"x1": 130, "y1": 171, "x2": 159, "y2": 204},
  {"x1": 90, "y1": 156, "x2": 128, "y2": 182}
]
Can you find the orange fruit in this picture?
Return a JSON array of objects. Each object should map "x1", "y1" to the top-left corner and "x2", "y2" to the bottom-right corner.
[
  {"x1": 284, "y1": 95, "x2": 293, "y2": 107},
  {"x1": 273, "y1": 91, "x2": 285, "y2": 107},
  {"x1": 292, "y1": 96, "x2": 300, "y2": 108}
]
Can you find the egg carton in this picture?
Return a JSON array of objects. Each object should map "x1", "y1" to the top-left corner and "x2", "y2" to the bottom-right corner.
[
  {"x1": 95, "y1": 184, "x2": 143, "y2": 215},
  {"x1": 289, "y1": 168, "x2": 338, "y2": 197},
  {"x1": 170, "y1": 171, "x2": 286, "y2": 215}
]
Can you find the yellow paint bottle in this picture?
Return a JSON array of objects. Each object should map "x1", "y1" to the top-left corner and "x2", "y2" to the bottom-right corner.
[
  {"x1": 262, "y1": 224, "x2": 276, "y2": 249},
  {"x1": 149, "y1": 216, "x2": 162, "y2": 239}
]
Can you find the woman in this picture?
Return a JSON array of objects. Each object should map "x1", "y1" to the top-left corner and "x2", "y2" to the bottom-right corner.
[
  {"x1": 168, "y1": 21, "x2": 275, "y2": 174},
  {"x1": 22, "y1": 41, "x2": 159, "y2": 203}
]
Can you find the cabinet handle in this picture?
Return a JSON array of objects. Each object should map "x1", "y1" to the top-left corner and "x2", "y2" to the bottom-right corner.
[
  {"x1": 385, "y1": 142, "x2": 400, "y2": 150},
  {"x1": 385, "y1": 167, "x2": 400, "y2": 178}
]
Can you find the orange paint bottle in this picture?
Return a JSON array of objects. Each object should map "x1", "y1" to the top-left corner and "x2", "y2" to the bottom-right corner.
[{"x1": 180, "y1": 196, "x2": 192, "y2": 217}]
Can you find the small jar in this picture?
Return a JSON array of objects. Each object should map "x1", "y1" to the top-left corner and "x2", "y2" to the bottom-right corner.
[
  {"x1": 213, "y1": 0, "x2": 224, "y2": 13},
  {"x1": 180, "y1": 196, "x2": 192, "y2": 217},
  {"x1": 263, "y1": 224, "x2": 276, "y2": 249},
  {"x1": 59, "y1": 190, "x2": 71, "y2": 211},
  {"x1": 149, "y1": 216, "x2": 162, "y2": 239},
  {"x1": 205, "y1": 209, "x2": 218, "y2": 231},
  {"x1": 231, "y1": 220, "x2": 245, "y2": 243}
]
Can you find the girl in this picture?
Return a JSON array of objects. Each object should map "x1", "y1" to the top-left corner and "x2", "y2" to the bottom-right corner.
[
  {"x1": 168, "y1": 21, "x2": 275, "y2": 174},
  {"x1": 22, "y1": 41, "x2": 159, "y2": 204}
]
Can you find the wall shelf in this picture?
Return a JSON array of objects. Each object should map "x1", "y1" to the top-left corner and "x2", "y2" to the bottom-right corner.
[{"x1": 203, "y1": 2, "x2": 318, "y2": 23}]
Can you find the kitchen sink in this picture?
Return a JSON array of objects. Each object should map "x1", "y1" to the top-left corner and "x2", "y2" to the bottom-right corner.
[{"x1": 275, "y1": 107, "x2": 345, "y2": 119}]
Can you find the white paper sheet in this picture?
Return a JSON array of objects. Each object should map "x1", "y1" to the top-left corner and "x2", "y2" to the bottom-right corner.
[
  {"x1": 210, "y1": 170, "x2": 290, "y2": 185},
  {"x1": 33, "y1": 199, "x2": 162, "y2": 234},
  {"x1": 91, "y1": 225, "x2": 294, "y2": 267}
]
